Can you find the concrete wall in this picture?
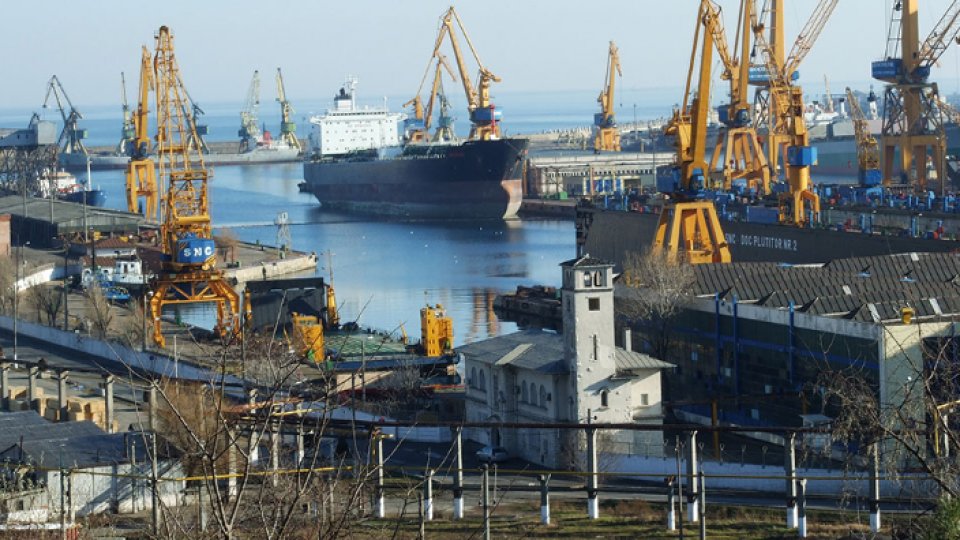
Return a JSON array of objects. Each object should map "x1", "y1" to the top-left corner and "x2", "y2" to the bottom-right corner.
[
  {"x1": 228, "y1": 253, "x2": 318, "y2": 284},
  {"x1": 45, "y1": 460, "x2": 184, "y2": 518}
]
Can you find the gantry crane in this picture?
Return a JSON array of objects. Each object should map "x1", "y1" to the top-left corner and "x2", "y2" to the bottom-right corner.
[
  {"x1": 594, "y1": 41, "x2": 622, "y2": 152},
  {"x1": 751, "y1": 0, "x2": 838, "y2": 178},
  {"x1": 653, "y1": 0, "x2": 732, "y2": 265},
  {"x1": 125, "y1": 46, "x2": 158, "y2": 221},
  {"x1": 42, "y1": 75, "x2": 88, "y2": 159},
  {"x1": 845, "y1": 87, "x2": 882, "y2": 187},
  {"x1": 872, "y1": 0, "x2": 960, "y2": 192},
  {"x1": 752, "y1": 14, "x2": 821, "y2": 226},
  {"x1": 275, "y1": 68, "x2": 302, "y2": 154},
  {"x1": 147, "y1": 26, "x2": 240, "y2": 348},
  {"x1": 239, "y1": 70, "x2": 262, "y2": 153},
  {"x1": 116, "y1": 72, "x2": 136, "y2": 156},
  {"x1": 430, "y1": 6, "x2": 502, "y2": 141},
  {"x1": 405, "y1": 53, "x2": 458, "y2": 143},
  {"x1": 707, "y1": 0, "x2": 769, "y2": 195}
]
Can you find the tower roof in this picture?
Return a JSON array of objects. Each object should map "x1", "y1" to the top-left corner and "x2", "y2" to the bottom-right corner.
[{"x1": 560, "y1": 255, "x2": 611, "y2": 268}]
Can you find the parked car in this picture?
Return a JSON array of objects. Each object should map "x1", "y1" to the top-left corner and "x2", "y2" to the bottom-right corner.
[{"x1": 476, "y1": 446, "x2": 510, "y2": 463}]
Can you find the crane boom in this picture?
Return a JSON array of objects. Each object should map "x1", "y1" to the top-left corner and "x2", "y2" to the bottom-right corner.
[
  {"x1": 845, "y1": 87, "x2": 881, "y2": 186},
  {"x1": 239, "y1": 70, "x2": 262, "y2": 153},
  {"x1": 42, "y1": 75, "x2": 88, "y2": 157},
  {"x1": 147, "y1": 26, "x2": 239, "y2": 349},
  {"x1": 783, "y1": 0, "x2": 839, "y2": 78},
  {"x1": 917, "y1": 1, "x2": 960, "y2": 70},
  {"x1": 124, "y1": 46, "x2": 158, "y2": 221},
  {"x1": 117, "y1": 72, "x2": 135, "y2": 155}
]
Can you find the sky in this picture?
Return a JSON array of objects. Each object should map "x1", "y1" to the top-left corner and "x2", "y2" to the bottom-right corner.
[{"x1": 3, "y1": 1, "x2": 960, "y2": 112}]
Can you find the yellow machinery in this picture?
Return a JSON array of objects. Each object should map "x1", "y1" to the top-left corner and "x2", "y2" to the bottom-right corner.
[
  {"x1": 430, "y1": 6, "x2": 502, "y2": 141},
  {"x1": 707, "y1": 0, "x2": 769, "y2": 194},
  {"x1": 291, "y1": 312, "x2": 324, "y2": 361},
  {"x1": 420, "y1": 304, "x2": 453, "y2": 357},
  {"x1": 325, "y1": 251, "x2": 340, "y2": 328},
  {"x1": 845, "y1": 87, "x2": 882, "y2": 186},
  {"x1": 405, "y1": 53, "x2": 458, "y2": 143},
  {"x1": 751, "y1": 0, "x2": 838, "y2": 182},
  {"x1": 147, "y1": 26, "x2": 241, "y2": 348},
  {"x1": 752, "y1": 15, "x2": 821, "y2": 226},
  {"x1": 653, "y1": 0, "x2": 731, "y2": 265},
  {"x1": 124, "y1": 46, "x2": 158, "y2": 221},
  {"x1": 275, "y1": 68, "x2": 302, "y2": 154},
  {"x1": 873, "y1": 0, "x2": 960, "y2": 192},
  {"x1": 593, "y1": 41, "x2": 622, "y2": 152}
]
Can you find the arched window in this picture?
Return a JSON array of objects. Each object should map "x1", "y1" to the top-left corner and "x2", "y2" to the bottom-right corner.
[
  {"x1": 470, "y1": 367, "x2": 477, "y2": 388},
  {"x1": 539, "y1": 385, "x2": 547, "y2": 408},
  {"x1": 600, "y1": 389, "x2": 609, "y2": 408},
  {"x1": 521, "y1": 381, "x2": 529, "y2": 403},
  {"x1": 479, "y1": 370, "x2": 486, "y2": 391}
]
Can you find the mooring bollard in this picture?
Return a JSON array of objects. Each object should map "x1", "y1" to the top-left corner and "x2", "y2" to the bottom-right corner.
[{"x1": 540, "y1": 474, "x2": 551, "y2": 525}]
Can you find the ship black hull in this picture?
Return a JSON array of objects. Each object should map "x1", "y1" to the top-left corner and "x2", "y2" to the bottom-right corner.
[
  {"x1": 577, "y1": 206, "x2": 960, "y2": 269},
  {"x1": 301, "y1": 138, "x2": 528, "y2": 219}
]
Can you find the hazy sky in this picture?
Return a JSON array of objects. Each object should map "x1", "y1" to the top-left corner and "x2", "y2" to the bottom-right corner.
[{"x1": 4, "y1": 1, "x2": 960, "y2": 110}]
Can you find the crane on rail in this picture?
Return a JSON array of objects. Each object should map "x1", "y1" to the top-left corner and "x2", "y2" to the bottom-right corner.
[
  {"x1": 751, "y1": 0, "x2": 838, "y2": 181},
  {"x1": 653, "y1": 0, "x2": 732, "y2": 265},
  {"x1": 116, "y1": 72, "x2": 136, "y2": 156},
  {"x1": 430, "y1": 6, "x2": 502, "y2": 141},
  {"x1": 593, "y1": 41, "x2": 622, "y2": 152},
  {"x1": 707, "y1": 0, "x2": 769, "y2": 194},
  {"x1": 405, "y1": 53, "x2": 458, "y2": 143},
  {"x1": 42, "y1": 75, "x2": 88, "y2": 159},
  {"x1": 872, "y1": 0, "x2": 960, "y2": 193},
  {"x1": 275, "y1": 68, "x2": 302, "y2": 154},
  {"x1": 845, "y1": 87, "x2": 882, "y2": 187},
  {"x1": 752, "y1": 12, "x2": 821, "y2": 226},
  {"x1": 124, "y1": 46, "x2": 158, "y2": 221},
  {"x1": 239, "y1": 70, "x2": 263, "y2": 153},
  {"x1": 147, "y1": 26, "x2": 240, "y2": 348}
]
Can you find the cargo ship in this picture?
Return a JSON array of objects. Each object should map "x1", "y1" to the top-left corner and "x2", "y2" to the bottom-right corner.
[
  {"x1": 299, "y1": 79, "x2": 528, "y2": 220},
  {"x1": 58, "y1": 141, "x2": 301, "y2": 171},
  {"x1": 39, "y1": 169, "x2": 105, "y2": 207}
]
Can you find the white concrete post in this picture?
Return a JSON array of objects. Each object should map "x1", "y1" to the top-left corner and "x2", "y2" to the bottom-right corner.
[
  {"x1": 586, "y1": 427, "x2": 599, "y2": 519},
  {"x1": 686, "y1": 431, "x2": 699, "y2": 523},
  {"x1": 786, "y1": 432, "x2": 798, "y2": 529}
]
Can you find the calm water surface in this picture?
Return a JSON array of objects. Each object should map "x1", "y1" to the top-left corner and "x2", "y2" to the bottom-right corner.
[{"x1": 89, "y1": 163, "x2": 575, "y2": 346}]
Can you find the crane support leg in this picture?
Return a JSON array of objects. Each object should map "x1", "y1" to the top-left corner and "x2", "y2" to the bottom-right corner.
[
  {"x1": 149, "y1": 275, "x2": 240, "y2": 348},
  {"x1": 653, "y1": 201, "x2": 731, "y2": 265},
  {"x1": 125, "y1": 160, "x2": 158, "y2": 221}
]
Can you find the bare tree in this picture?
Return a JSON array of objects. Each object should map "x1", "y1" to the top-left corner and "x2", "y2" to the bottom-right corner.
[
  {"x1": 85, "y1": 281, "x2": 114, "y2": 339},
  {"x1": 618, "y1": 249, "x2": 695, "y2": 360},
  {"x1": 27, "y1": 284, "x2": 62, "y2": 326},
  {"x1": 0, "y1": 255, "x2": 16, "y2": 314}
]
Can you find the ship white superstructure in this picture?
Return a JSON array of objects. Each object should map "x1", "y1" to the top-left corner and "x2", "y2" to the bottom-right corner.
[{"x1": 307, "y1": 78, "x2": 404, "y2": 157}]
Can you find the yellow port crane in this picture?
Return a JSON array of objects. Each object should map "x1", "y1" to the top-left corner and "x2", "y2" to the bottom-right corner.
[
  {"x1": 653, "y1": 0, "x2": 732, "y2": 265},
  {"x1": 593, "y1": 41, "x2": 622, "y2": 152},
  {"x1": 751, "y1": 0, "x2": 838, "y2": 180},
  {"x1": 125, "y1": 46, "x2": 158, "y2": 221},
  {"x1": 147, "y1": 26, "x2": 240, "y2": 348},
  {"x1": 845, "y1": 87, "x2": 882, "y2": 187},
  {"x1": 405, "y1": 53, "x2": 458, "y2": 143},
  {"x1": 275, "y1": 68, "x2": 301, "y2": 154},
  {"x1": 873, "y1": 0, "x2": 960, "y2": 192},
  {"x1": 239, "y1": 70, "x2": 262, "y2": 153},
  {"x1": 431, "y1": 6, "x2": 502, "y2": 141},
  {"x1": 707, "y1": 0, "x2": 769, "y2": 195},
  {"x1": 752, "y1": 13, "x2": 821, "y2": 226}
]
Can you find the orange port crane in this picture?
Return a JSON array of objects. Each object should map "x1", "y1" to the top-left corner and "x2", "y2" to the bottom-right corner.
[
  {"x1": 275, "y1": 68, "x2": 302, "y2": 153},
  {"x1": 872, "y1": 0, "x2": 960, "y2": 192},
  {"x1": 593, "y1": 41, "x2": 622, "y2": 152},
  {"x1": 405, "y1": 53, "x2": 458, "y2": 143},
  {"x1": 653, "y1": 0, "x2": 732, "y2": 265},
  {"x1": 845, "y1": 87, "x2": 882, "y2": 186},
  {"x1": 752, "y1": 13, "x2": 821, "y2": 226},
  {"x1": 707, "y1": 0, "x2": 769, "y2": 195},
  {"x1": 125, "y1": 46, "x2": 158, "y2": 221},
  {"x1": 147, "y1": 26, "x2": 240, "y2": 348},
  {"x1": 430, "y1": 6, "x2": 502, "y2": 141}
]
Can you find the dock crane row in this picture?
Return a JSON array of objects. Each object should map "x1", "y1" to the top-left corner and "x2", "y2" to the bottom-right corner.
[
  {"x1": 653, "y1": 0, "x2": 732, "y2": 265},
  {"x1": 750, "y1": 0, "x2": 837, "y2": 188},
  {"x1": 430, "y1": 6, "x2": 502, "y2": 141},
  {"x1": 275, "y1": 68, "x2": 302, "y2": 153},
  {"x1": 42, "y1": 75, "x2": 88, "y2": 160},
  {"x1": 125, "y1": 46, "x2": 158, "y2": 222},
  {"x1": 706, "y1": 0, "x2": 769, "y2": 195},
  {"x1": 146, "y1": 26, "x2": 240, "y2": 348},
  {"x1": 752, "y1": 8, "x2": 822, "y2": 226},
  {"x1": 872, "y1": 0, "x2": 960, "y2": 193},
  {"x1": 593, "y1": 41, "x2": 622, "y2": 152},
  {"x1": 845, "y1": 87, "x2": 882, "y2": 187},
  {"x1": 405, "y1": 53, "x2": 458, "y2": 143}
]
